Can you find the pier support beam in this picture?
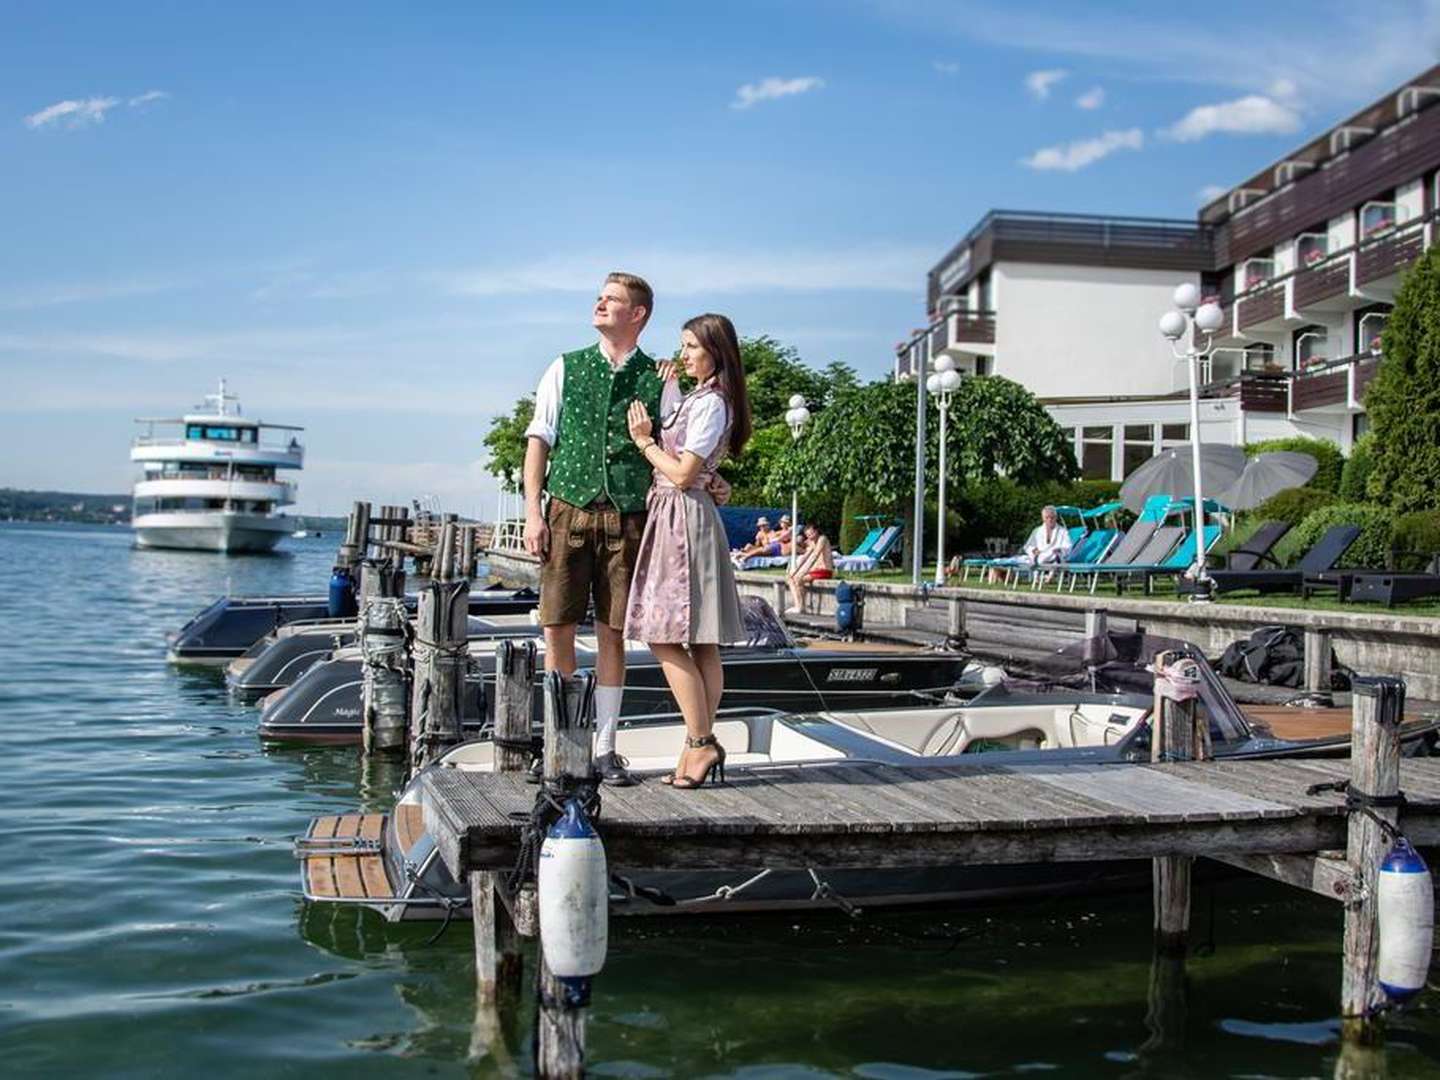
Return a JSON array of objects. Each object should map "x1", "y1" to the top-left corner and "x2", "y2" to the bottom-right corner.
[
  {"x1": 1304, "y1": 627, "x2": 1335, "y2": 706},
  {"x1": 1339, "y1": 676, "x2": 1406, "y2": 1055},
  {"x1": 411, "y1": 520, "x2": 469, "y2": 772},
  {"x1": 535, "y1": 671, "x2": 597, "y2": 1080}
]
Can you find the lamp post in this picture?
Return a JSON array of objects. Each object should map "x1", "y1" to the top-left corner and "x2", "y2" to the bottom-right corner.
[
  {"x1": 784, "y1": 394, "x2": 811, "y2": 574},
  {"x1": 926, "y1": 356, "x2": 962, "y2": 585},
  {"x1": 1159, "y1": 282, "x2": 1227, "y2": 603}
]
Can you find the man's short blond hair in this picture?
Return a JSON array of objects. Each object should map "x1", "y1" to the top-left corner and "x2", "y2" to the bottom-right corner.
[{"x1": 606, "y1": 272, "x2": 653, "y2": 326}]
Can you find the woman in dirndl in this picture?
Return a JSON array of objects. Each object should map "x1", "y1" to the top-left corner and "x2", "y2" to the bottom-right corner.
[{"x1": 625, "y1": 313, "x2": 752, "y2": 790}]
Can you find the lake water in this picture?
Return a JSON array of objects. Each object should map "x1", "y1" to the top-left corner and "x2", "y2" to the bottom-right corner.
[{"x1": 3, "y1": 521, "x2": 1439, "y2": 1078}]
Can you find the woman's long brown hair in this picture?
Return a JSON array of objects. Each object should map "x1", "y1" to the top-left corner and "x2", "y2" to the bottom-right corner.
[{"x1": 683, "y1": 313, "x2": 752, "y2": 458}]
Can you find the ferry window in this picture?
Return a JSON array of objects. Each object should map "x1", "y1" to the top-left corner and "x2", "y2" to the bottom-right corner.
[
  {"x1": 203, "y1": 426, "x2": 239, "y2": 441},
  {"x1": 186, "y1": 425, "x2": 203, "y2": 439},
  {"x1": 240, "y1": 429, "x2": 257, "y2": 443}
]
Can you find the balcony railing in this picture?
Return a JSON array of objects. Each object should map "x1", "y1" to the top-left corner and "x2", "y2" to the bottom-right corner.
[
  {"x1": 1290, "y1": 351, "x2": 1382, "y2": 412},
  {"x1": 1236, "y1": 282, "x2": 1285, "y2": 329},
  {"x1": 1293, "y1": 251, "x2": 1351, "y2": 307},
  {"x1": 1200, "y1": 372, "x2": 1288, "y2": 412},
  {"x1": 918, "y1": 309, "x2": 997, "y2": 358},
  {"x1": 1356, "y1": 217, "x2": 1428, "y2": 286}
]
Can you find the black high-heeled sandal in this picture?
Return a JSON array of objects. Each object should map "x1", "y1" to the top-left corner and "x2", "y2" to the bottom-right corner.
[{"x1": 672, "y1": 734, "x2": 726, "y2": 789}]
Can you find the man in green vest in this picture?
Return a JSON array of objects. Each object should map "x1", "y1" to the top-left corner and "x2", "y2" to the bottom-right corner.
[{"x1": 523, "y1": 272, "x2": 663, "y2": 785}]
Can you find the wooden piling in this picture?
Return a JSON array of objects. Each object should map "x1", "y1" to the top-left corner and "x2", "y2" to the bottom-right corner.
[
  {"x1": 494, "y1": 639, "x2": 540, "y2": 938},
  {"x1": 411, "y1": 521, "x2": 469, "y2": 771},
  {"x1": 1340, "y1": 675, "x2": 1407, "y2": 1048},
  {"x1": 1304, "y1": 627, "x2": 1335, "y2": 706},
  {"x1": 535, "y1": 671, "x2": 596, "y2": 1080}
]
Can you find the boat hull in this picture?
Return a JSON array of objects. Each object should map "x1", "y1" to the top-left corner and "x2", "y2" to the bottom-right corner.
[{"x1": 133, "y1": 511, "x2": 289, "y2": 554}]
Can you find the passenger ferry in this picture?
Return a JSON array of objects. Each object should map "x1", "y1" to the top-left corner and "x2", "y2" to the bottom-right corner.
[{"x1": 130, "y1": 379, "x2": 304, "y2": 553}]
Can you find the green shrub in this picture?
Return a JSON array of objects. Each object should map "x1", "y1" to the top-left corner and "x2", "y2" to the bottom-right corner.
[
  {"x1": 1245, "y1": 436, "x2": 1345, "y2": 494},
  {"x1": 839, "y1": 490, "x2": 887, "y2": 553},
  {"x1": 951, "y1": 478, "x2": 1124, "y2": 553},
  {"x1": 1287, "y1": 502, "x2": 1395, "y2": 568},
  {"x1": 1392, "y1": 509, "x2": 1440, "y2": 563},
  {"x1": 1339, "y1": 433, "x2": 1376, "y2": 502},
  {"x1": 1253, "y1": 486, "x2": 1338, "y2": 527}
]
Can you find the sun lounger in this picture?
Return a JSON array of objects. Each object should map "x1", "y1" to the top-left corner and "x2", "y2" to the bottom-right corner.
[
  {"x1": 1190, "y1": 524, "x2": 1361, "y2": 596},
  {"x1": 835, "y1": 523, "x2": 903, "y2": 572},
  {"x1": 1346, "y1": 570, "x2": 1440, "y2": 607},
  {"x1": 1005, "y1": 528, "x2": 1117, "y2": 587},
  {"x1": 1215, "y1": 521, "x2": 1291, "y2": 571},
  {"x1": 1069, "y1": 526, "x2": 1187, "y2": 594},
  {"x1": 1107, "y1": 524, "x2": 1223, "y2": 595},
  {"x1": 1049, "y1": 520, "x2": 1159, "y2": 591},
  {"x1": 736, "y1": 554, "x2": 791, "y2": 571}
]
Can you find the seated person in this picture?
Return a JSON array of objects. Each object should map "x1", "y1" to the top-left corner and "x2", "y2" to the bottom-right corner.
[
  {"x1": 734, "y1": 516, "x2": 774, "y2": 560},
  {"x1": 786, "y1": 523, "x2": 834, "y2": 612},
  {"x1": 772, "y1": 515, "x2": 794, "y2": 556},
  {"x1": 985, "y1": 505, "x2": 1073, "y2": 583}
]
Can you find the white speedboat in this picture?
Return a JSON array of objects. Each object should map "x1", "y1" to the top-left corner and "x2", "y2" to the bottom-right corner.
[{"x1": 130, "y1": 379, "x2": 304, "y2": 554}]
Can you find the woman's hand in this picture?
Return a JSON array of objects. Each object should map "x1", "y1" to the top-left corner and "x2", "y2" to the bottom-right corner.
[
  {"x1": 627, "y1": 400, "x2": 653, "y2": 445},
  {"x1": 656, "y1": 360, "x2": 678, "y2": 382}
]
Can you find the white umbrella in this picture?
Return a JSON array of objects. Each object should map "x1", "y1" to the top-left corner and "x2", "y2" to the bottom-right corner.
[
  {"x1": 1118, "y1": 443, "x2": 1247, "y2": 514},
  {"x1": 1217, "y1": 451, "x2": 1318, "y2": 511}
]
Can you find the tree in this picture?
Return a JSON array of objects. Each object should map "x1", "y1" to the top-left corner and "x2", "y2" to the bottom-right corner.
[
  {"x1": 482, "y1": 395, "x2": 535, "y2": 493},
  {"x1": 1364, "y1": 246, "x2": 1440, "y2": 512},
  {"x1": 740, "y1": 336, "x2": 830, "y2": 424},
  {"x1": 766, "y1": 375, "x2": 1077, "y2": 506}
]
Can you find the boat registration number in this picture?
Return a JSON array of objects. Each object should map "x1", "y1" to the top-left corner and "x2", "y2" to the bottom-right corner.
[{"x1": 827, "y1": 667, "x2": 878, "y2": 683}]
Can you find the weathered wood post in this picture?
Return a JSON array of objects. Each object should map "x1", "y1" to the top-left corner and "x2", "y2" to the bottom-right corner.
[
  {"x1": 773, "y1": 579, "x2": 789, "y2": 619},
  {"x1": 535, "y1": 670, "x2": 598, "y2": 1080},
  {"x1": 1304, "y1": 627, "x2": 1334, "y2": 706},
  {"x1": 359, "y1": 503, "x2": 411, "y2": 755},
  {"x1": 946, "y1": 595, "x2": 965, "y2": 643},
  {"x1": 1084, "y1": 608, "x2": 1108, "y2": 641},
  {"x1": 1339, "y1": 675, "x2": 1407, "y2": 1052},
  {"x1": 411, "y1": 520, "x2": 470, "y2": 772},
  {"x1": 1142, "y1": 648, "x2": 1209, "y2": 1058}
]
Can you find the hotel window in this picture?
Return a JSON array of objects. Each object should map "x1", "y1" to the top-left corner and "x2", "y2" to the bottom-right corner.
[
  {"x1": 1160, "y1": 423, "x2": 1190, "y2": 447},
  {"x1": 1360, "y1": 197, "x2": 1404, "y2": 240},
  {"x1": 1356, "y1": 307, "x2": 1391, "y2": 355},
  {"x1": 1122, "y1": 424, "x2": 1156, "y2": 477},
  {"x1": 1296, "y1": 232, "x2": 1329, "y2": 269},
  {"x1": 1241, "y1": 255, "x2": 1275, "y2": 292},
  {"x1": 976, "y1": 272, "x2": 992, "y2": 312},
  {"x1": 1294, "y1": 326, "x2": 1329, "y2": 369},
  {"x1": 1080, "y1": 426, "x2": 1113, "y2": 480},
  {"x1": 1243, "y1": 342, "x2": 1280, "y2": 373}
]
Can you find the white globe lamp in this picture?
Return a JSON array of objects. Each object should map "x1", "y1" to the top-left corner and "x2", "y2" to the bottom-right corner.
[
  {"x1": 1158, "y1": 311, "x2": 1187, "y2": 341},
  {"x1": 1194, "y1": 302, "x2": 1226, "y2": 334},
  {"x1": 1172, "y1": 281, "x2": 1201, "y2": 314}
]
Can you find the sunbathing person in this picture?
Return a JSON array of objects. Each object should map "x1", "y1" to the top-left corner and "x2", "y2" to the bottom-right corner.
[
  {"x1": 986, "y1": 505, "x2": 1072, "y2": 583},
  {"x1": 787, "y1": 523, "x2": 834, "y2": 611},
  {"x1": 733, "y1": 516, "x2": 774, "y2": 559}
]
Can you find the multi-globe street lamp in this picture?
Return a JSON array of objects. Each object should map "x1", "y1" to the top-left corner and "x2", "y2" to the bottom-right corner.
[
  {"x1": 784, "y1": 394, "x2": 811, "y2": 574},
  {"x1": 926, "y1": 356, "x2": 962, "y2": 585},
  {"x1": 1158, "y1": 282, "x2": 1227, "y2": 603}
]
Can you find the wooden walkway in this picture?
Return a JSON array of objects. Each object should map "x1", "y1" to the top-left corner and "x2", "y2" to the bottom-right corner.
[{"x1": 420, "y1": 756, "x2": 1440, "y2": 879}]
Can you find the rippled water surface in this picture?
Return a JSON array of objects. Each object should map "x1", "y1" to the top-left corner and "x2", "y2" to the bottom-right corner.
[{"x1": 3, "y1": 521, "x2": 1440, "y2": 1078}]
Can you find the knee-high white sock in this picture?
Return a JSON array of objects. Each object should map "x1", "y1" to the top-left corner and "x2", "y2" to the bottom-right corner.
[{"x1": 593, "y1": 684, "x2": 623, "y2": 757}]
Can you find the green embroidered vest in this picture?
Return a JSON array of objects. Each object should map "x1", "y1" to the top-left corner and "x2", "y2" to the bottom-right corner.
[{"x1": 547, "y1": 344, "x2": 662, "y2": 513}]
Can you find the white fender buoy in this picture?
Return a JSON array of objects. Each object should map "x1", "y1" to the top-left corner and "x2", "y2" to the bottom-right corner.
[
  {"x1": 1377, "y1": 837, "x2": 1434, "y2": 1003},
  {"x1": 538, "y1": 798, "x2": 608, "y2": 1000},
  {"x1": 980, "y1": 666, "x2": 1005, "y2": 687}
]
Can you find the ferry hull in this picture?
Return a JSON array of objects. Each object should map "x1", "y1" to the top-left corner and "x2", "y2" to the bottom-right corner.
[{"x1": 133, "y1": 512, "x2": 289, "y2": 554}]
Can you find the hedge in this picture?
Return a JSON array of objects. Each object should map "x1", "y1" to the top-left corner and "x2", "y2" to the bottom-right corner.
[
  {"x1": 1245, "y1": 436, "x2": 1345, "y2": 494},
  {"x1": 1253, "y1": 486, "x2": 1339, "y2": 527},
  {"x1": 1392, "y1": 509, "x2": 1440, "y2": 563},
  {"x1": 839, "y1": 490, "x2": 889, "y2": 553},
  {"x1": 1287, "y1": 502, "x2": 1396, "y2": 569},
  {"x1": 952, "y1": 478, "x2": 1123, "y2": 552},
  {"x1": 1339, "y1": 433, "x2": 1375, "y2": 502}
]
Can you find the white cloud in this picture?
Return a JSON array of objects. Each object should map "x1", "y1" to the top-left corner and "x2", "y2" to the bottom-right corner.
[
  {"x1": 1075, "y1": 86, "x2": 1105, "y2": 110},
  {"x1": 24, "y1": 97, "x2": 120, "y2": 130},
  {"x1": 0, "y1": 277, "x2": 184, "y2": 311},
  {"x1": 1198, "y1": 184, "x2": 1228, "y2": 204},
  {"x1": 1022, "y1": 128, "x2": 1143, "y2": 172},
  {"x1": 128, "y1": 89, "x2": 169, "y2": 107},
  {"x1": 1160, "y1": 94, "x2": 1302, "y2": 142},
  {"x1": 731, "y1": 76, "x2": 825, "y2": 110},
  {"x1": 1268, "y1": 77, "x2": 1299, "y2": 101},
  {"x1": 439, "y1": 245, "x2": 930, "y2": 297},
  {"x1": 932, "y1": 60, "x2": 960, "y2": 75},
  {"x1": 1024, "y1": 68, "x2": 1067, "y2": 100}
]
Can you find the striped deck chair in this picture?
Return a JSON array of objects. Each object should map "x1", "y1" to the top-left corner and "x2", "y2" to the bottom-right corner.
[{"x1": 1068, "y1": 526, "x2": 1186, "y2": 593}]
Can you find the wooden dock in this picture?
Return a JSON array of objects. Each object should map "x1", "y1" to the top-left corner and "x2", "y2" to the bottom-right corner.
[{"x1": 421, "y1": 756, "x2": 1440, "y2": 879}]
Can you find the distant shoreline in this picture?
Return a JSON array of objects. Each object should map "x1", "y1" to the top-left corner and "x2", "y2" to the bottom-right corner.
[{"x1": 0, "y1": 488, "x2": 343, "y2": 530}]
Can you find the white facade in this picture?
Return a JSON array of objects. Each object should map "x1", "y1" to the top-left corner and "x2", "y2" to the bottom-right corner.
[{"x1": 989, "y1": 262, "x2": 1198, "y2": 398}]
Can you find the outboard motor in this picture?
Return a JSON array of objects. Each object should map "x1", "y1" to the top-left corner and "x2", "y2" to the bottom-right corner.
[
  {"x1": 835, "y1": 581, "x2": 863, "y2": 636},
  {"x1": 328, "y1": 566, "x2": 357, "y2": 619}
]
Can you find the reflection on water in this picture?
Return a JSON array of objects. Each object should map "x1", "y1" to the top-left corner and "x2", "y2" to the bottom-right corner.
[{"x1": 2, "y1": 523, "x2": 1439, "y2": 1078}]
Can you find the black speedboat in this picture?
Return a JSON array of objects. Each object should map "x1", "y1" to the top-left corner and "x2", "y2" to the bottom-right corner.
[
  {"x1": 167, "y1": 584, "x2": 537, "y2": 664},
  {"x1": 297, "y1": 631, "x2": 1440, "y2": 919},
  {"x1": 259, "y1": 598, "x2": 981, "y2": 745}
]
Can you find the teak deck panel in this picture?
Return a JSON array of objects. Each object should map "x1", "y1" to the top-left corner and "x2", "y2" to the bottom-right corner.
[
  {"x1": 304, "y1": 813, "x2": 396, "y2": 901},
  {"x1": 420, "y1": 759, "x2": 1440, "y2": 878}
]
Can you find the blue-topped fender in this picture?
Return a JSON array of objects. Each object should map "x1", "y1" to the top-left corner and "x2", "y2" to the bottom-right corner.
[{"x1": 1377, "y1": 836, "x2": 1434, "y2": 1003}]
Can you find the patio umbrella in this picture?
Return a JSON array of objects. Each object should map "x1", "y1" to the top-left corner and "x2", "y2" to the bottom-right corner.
[
  {"x1": 1118, "y1": 443, "x2": 1247, "y2": 514},
  {"x1": 1216, "y1": 451, "x2": 1318, "y2": 511}
]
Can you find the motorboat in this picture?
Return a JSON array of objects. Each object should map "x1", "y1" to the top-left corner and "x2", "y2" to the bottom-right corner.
[
  {"x1": 259, "y1": 598, "x2": 979, "y2": 745},
  {"x1": 297, "y1": 631, "x2": 1440, "y2": 919},
  {"x1": 168, "y1": 584, "x2": 537, "y2": 665},
  {"x1": 131, "y1": 379, "x2": 304, "y2": 553}
]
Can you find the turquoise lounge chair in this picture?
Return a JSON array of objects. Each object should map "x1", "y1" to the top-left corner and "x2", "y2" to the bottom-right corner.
[
  {"x1": 835, "y1": 523, "x2": 904, "y2": 572},
  {"x1": 1089, "y1": 525, "x2": 1223, "y2": 595},
  {"x1": 1007, "y1": 527, "x2": 1117, "y2": 587}
]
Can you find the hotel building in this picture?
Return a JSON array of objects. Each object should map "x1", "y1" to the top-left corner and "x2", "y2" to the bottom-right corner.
[{"x1": 896, "y1": 64, "x2": 1440, "y2": 482}]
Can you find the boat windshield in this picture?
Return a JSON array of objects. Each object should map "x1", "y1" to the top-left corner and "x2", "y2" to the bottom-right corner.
[{"x1": 997, "y1": 631, "x2": 1252, "y2": 745}]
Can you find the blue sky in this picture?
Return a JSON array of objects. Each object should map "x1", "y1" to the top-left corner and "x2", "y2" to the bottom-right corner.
[{"x1": 4, "y1": 1, "x2": 1439, "y2": 515}]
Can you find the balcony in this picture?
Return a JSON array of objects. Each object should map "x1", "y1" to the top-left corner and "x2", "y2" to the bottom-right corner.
[
  {"x1": 929, "y1": 308, "x2": 997, "y2": 355},
  {"x1": 1236, "y1": 282, "x2": 1287, "y2": 331},
  {"x1": 1293, "y1": 252, "x2": 1352, "y2": 309},
  {"x1": 1199, "y1": 371, "x2": 1288, "y2": 412},
  {"x1": 1289, "y1": 351, "x2": 1382, "y2": 413},
  {"x1": 1356, "y1": 217, "x2": 1429, "y2": 293}
]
